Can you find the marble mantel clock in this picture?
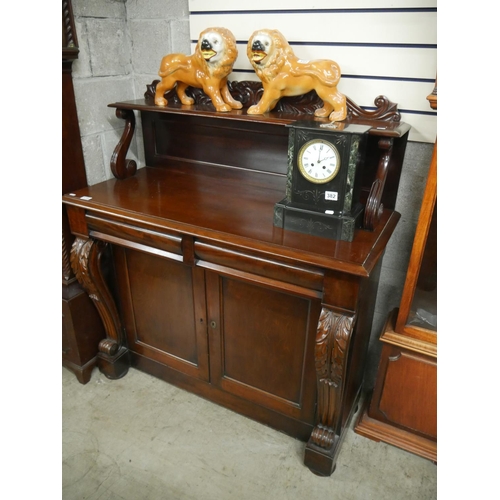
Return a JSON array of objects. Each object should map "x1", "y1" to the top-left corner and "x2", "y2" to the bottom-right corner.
[{"x1": 274, "y1": 120, "x2": 371, "y2": 242}]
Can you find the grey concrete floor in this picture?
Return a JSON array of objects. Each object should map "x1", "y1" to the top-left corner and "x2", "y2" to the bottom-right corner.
[{"x1": 62, "y1": 366, "x2": 437, "y2": 500}]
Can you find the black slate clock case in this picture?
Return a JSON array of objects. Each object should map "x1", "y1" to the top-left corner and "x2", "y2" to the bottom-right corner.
[{"x1": 274, "y1": 120, "x2": 371, "y2": 242}]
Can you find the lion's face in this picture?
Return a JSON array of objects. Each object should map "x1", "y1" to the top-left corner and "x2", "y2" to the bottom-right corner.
[
  {"x1": 248, "y1": 32, "x2": 273, "y2": 65},
  {"x1": 199, "y1": 31, "x2": 225, "y2": 63},
  {"x1": 197, "y1": 28, "x2": 237, "y2": 67},
  {"x1": 247, "y1": 29, "x2": 292, "y2": 76}
]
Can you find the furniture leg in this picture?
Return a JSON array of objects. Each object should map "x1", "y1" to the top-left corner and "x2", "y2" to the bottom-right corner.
[{"x1": 70, "y1": 237, "x2": 130, "y2": 379}]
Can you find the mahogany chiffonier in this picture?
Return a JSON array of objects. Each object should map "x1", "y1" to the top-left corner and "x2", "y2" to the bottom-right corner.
[{"x1": 63, "y1": 82, "x2": 409, "y2": 475}]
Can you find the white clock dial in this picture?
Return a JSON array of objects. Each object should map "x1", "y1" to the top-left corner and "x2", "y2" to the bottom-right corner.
[{"x1": 297, "y1": 139, "x2": 341, "y2": 184}]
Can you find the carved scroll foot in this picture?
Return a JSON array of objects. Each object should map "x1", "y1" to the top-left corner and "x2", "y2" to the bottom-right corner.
[
  {"x1": 304, "y1": 307, "x2": 356, "y2": 476},
  {"x1": 70, "y1": 237, "x2": 130, "y2": 380},
  {"x1": 98, "y1": 340, "x2": 130, "y2": 380}
]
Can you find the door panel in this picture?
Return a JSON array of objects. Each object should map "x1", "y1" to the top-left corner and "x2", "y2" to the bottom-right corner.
[
  {"x1": 114, "y1": 247, "x2": 209, "y2": 380},
  {"x1": 370, "y1": 344, "x2": 437, "y2": 440},
  {"x1": 206, "y1": 271, "x2": 319, "y2": 422},
  {"x1": 377, "y1": 347, "x2": 437, "y2": 439}
]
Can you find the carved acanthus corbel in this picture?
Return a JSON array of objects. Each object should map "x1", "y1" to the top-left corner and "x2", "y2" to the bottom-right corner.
[{"x1": 310, "y1": 307, "x2": 356, "y2": 449}]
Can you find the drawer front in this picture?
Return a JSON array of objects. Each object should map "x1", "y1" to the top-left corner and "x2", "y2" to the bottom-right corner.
[
  {"x1": 87, "y1": 214, "x2": 183, "y2": 259},
  {"x1": 195, "y1": 241, "x2": 324, "y2": 295}
]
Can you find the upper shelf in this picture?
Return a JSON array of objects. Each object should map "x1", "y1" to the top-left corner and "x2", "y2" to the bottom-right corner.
[{"x1": 108, "y1": 80, "x2": 410, "y2": 138}]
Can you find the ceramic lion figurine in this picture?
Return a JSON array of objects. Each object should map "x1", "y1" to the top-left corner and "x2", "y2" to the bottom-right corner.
[
  {"x1": 247, "y1": 29, "x2": 347, "y2": 122},
  {"x1": 154, "y1": 27, "x2": 242, "y2": 112}
]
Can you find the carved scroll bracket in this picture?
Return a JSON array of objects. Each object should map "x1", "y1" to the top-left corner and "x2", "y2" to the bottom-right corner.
[
  {"x1": 110, "y1": 108, "x2": 137, "y2": 180},
  {"x1": 364, "y1": 137, "x2": 394, "y2": 230},
  {"x1": 70, "y1": 237, "x2": 129, "y2": 379},
  {"x1": 347, "y1": 95, "x2": 401, "y2": 123}
]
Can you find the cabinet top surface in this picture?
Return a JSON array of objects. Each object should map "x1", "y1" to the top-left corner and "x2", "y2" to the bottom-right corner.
[{"x1": 63, "y1": 163, "x2": 399, "y2": 276}]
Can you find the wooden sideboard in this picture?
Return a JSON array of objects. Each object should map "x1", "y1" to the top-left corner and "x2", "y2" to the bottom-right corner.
[{"x1": 63, "y1": 83, "x2": 409, "y2": 475}]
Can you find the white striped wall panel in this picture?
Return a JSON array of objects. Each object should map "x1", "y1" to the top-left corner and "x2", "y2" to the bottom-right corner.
[
  {"x1": 189, "y1": 1, "x2": 438, "y2": 12},
  {"x1": 189, "y1": 12, "x2": 437, "y2": 45},
  {"x1": 188, "y1": 1, "x2": 437, "y2": 143},
  {"x1": 230, "y1": 46, "x2": 436, "y2": 80}
]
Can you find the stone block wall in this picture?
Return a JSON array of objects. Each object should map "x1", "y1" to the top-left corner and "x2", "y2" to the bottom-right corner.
[{"x1": 71, "y1": 0, "x2": 190, "y2": 184}]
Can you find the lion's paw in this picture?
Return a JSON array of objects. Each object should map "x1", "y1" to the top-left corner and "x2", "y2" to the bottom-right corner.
[
  {"x1": 155, "y1": 97, "x2": 168, "y2": 107},
  {"x1": 217, "y1": 104, "x2": 232, "y2": 112},
  {"x1": 247, "y1": 105, "x2": 261, "y2": 115},
  {"x1": 314, "y1": 108, "x2": 330, "y2": 118},
  {"x1": 231, "y1": 101, "x2": 243, "y2": 110},
  {"x1": 181, "y1": 97, "x2": 195, "y2": 105},
  {"x1": 329, "y1": 110, "x2": 347, "y2": 122}
]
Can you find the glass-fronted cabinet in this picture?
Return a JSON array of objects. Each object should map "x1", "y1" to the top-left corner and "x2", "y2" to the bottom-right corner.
[
  {"x1": 354, "y1": 86, "x2": 437, "y2": 462},
  {"x1": 396, "y1": 144, "x2": 437, "y2": 339}
]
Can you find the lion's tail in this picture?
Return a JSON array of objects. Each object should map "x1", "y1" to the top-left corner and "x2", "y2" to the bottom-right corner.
[
  {"x1": 158, "y1": 54, "x2": 190, "y2": 77},
  {"x1": 291, "y1": 62, "x2": 341, "y2": 87}
]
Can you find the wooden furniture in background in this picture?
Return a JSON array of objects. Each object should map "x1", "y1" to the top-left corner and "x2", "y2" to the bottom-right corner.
[
  {"x1": 63, "y1": 82, "x2": 409, "y2": 475},
  {"x1": 354, "y1": 84, "x2": 437, "y2": 461},
  {"x1": 62, "y1": 0, "x2": 105, "y2": 383}
]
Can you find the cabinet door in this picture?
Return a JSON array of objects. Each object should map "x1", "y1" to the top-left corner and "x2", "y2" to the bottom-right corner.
[
  {"x1": 205, "y1": 271, "x2": 319, "y2": 423},
  {"x1": 114, "y1": 247, "x2": 209, "y2": 381},
  {"x1": 370, "y1": 344, "x2": 437, "y2": 440}
]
